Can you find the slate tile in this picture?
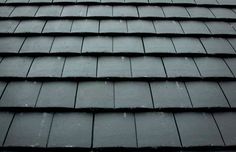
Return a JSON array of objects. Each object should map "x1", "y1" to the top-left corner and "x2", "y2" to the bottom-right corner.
[
  {"x1": 136, "y1": 112, "x2": 180, "y2": 147},
  {"x1": 151, "y1": 81, "x2": 192, "y2": 108},
  {"x1": 115, "y1": 82, "x2": 152, "y2": 108},
  {"x1": 87, "y1": 5, "x2": 112, "y2": 17},
  {"x1": 200, "y1": 38, "x2": 235, "y2": 54},
  {"x1": 231, "y1": 22, "x2": 236, "y2": 31},
  {"x1": 0, "y1": 37, "x2": 25, "y2": 53},
  {"x1": 71, "y1": 20, "x2": 99, "y2": 33},
  {"x1": 0, "y1": 20, "x2": 19, "y2": 33},
  {"x1": 195, "y1": 0, "x2": 218, "y2": 4},
  {"x1": 48, "y1": 113, "x2": 92, "y2": 147},
  {"x1": 100, "y1": 20, "x2": 127, "y2": 33},
  {"x1": 149, "y1": 0, "x2": 172, "y2": 3},
  {"x1": 194, "y1": 57, "x2": 233, "y2": 77},
  {"x1": 77, "y1": 0, "x2": 99, "y2": 2},
  {"x1": 11, "y1": 6, "x2": 38, "y2": 17},
  {"x1": 5, "y1": 113, "x2": 52, "y2": 147},
  {"x1": 175, "y1": 112, "x2": 224, "y2": 147},
  {"x1": 224, "y1": 58, "x2": 236, "y2": 76},
  {"x1": 214, "y1": 112, "x2": 236, "y2": 145},
  {"x1": 28, "y1": 57, "x2": 64, "y2": 77},
  {"x1": 0, "y1": 112, "x2": 14, "y2": 146},
  {"x1": 113, "y1": 6, "x2": 138, "y2": 17},
  {"x1": 228, "y1": 38, "x2": 236, "y2": 51},
  {"x1": 43, "y1": 20, "x2": 72, "y2": 33},
  {"x1": 62, "y1": 57, "x2": 97, "y2": 77},
  {"x1": 162, "y1": 6, "x2": 190, "y2": 18},
  {"x1": 210, "y1": 8, "x2": 236, "y2": 19},
  {"x1": 125, "y1": 0, "x2": 148, "y2": 3},
  {"x1": 61, "y1": 5, "x2": 87, "y2": 17},
  {"x1": 163, "y1": 57, "x2": 200, "y2": 77},
  {"x1": 217, "y1": 0, "x2": 236, "y2": 5},
  {"x1": 220, "y1": 82, "x2": 236, "y2": 107},
  {"x1": 97, "y1": 57, "x2": 131, "y2": 77},
  {"x1": 154, "y1": 21, "x2": 183, "y2": 34},
  {"x1": 173, "y1": 38, "x2": 205, "y2": 53},
  {"x1": 143, "y1": 37, "x2": 175, "y2": 53},
  {"x1": 180, "y1": 21, "x2": 210, "y2": 34},
  {"x1": 101, "y1": 0, "x2": 124, "y2": 2},
  {"x1": 0, "y1": 6, "x2": 14, "y2": 17},
  {"x1": 7, "y1": 0, "x2": 28, "y2": 3},
  {"x1": 0, "y1": 57, "x2": 32, "y2": 77},
  {"x1": 82, "y1": 36, "x2": 112, "y2": 53},
  {"x1": 30, "y1": 0, "x2": 52, "y2": 3},
  {"x1": 54, "y1": 0, "x2": 75, "y2": 2},
  {"x1": 76, "y1": 81, "x2": 114, "y2": 108},
  {"x1": 0, "y1": 82, "x2": 7, "y2": 96},
  {"x1": 187, "y1": 7, "x2": 215, "y2": 18},
  {"x1": 36, "y1": 82, "x2": 76, "y2": 108},
  {"x1": 186, "y1": 81, "x2": 229, "y2": 107},
  {"x1": 36, "y1": 6, "x2": 63, "y2": 17},
  {"x1": 206, "y1": 22, "x2": 236, "y2": 34},
  {"x1": 131, "y1": 57, "x2": 166, "y2": 77},
  {"x1": 113, "y1": 37, "x2": 143, "y2": 53},
  {"x1": 15, "y1": 20, "x2": 45, "y2": 33},
  {"x1": 138, "y1": 6, "x2": 164, "y2": 17},
  {"x1": 127, "y1": 20, "x2": 155, "y2": 33},
  {"x1": 20, "y1": 37, "x2": 54, "y2": 53},
  {"x1": 0, "y1": 81, "x2": 41, "y2": 107},
  {"x1": 172, "y1": 0, "x2": 195, "y2": 3},
  {"x1": 93, "y1": 113, "x2": 136, "y2": 147}
]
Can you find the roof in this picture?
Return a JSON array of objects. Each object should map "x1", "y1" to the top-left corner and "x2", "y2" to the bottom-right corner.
[{"x1": 0, "y1": 0, "x2": 236, "y2": 152}]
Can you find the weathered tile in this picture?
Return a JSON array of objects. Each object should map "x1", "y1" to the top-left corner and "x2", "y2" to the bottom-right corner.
[
  {"x1": 71, "y1": 20, "x2": 99, "y2": 33},
  {"x1": 30, "y1": 0, "x2": 52, "y2": 3},
  {"x1": 0, "y1": 112, "x2": 14, "y2": 146},
  {"x1": 28, "y1": 57, "x2": 64, "y2": 77},
  {"x1": 61, "y1": 5, "x2": 87, "y2": 16},
  {"x1": 0, "y1": 37, "x2": 25, "y2": 53},
  {"x1": 127, "y1": 20, "x2": 155, "y2": 33},
  {"x1": 131, "y1": 57, "x2": 166, "y2": 77},
  {"x1": 0, "y1": 81, "x2": 41, "y2": 107},
  {"x1": 15, "y1": 20, "x2": 45, "y2": 33},
  {"x1": 163, "y1": 57, "x2": 200, "y2": 77},
  {"x1": 172, "y1": 0, "x2": 195, "y2": 3},
  {"x1": 113, "y1": 37, "x2": 143, "y2": 53},
  {"x1": 63, "y1": 57, "x2": 97, "y2": 77},
  {"x1": 100, "y1": 20, "x2": 127, "y2": 33},
  {"x1": 36, "y1": 82, "x2": 76, "y2": 108},
  {"x1": 180, "y1": 21, "x2": 210, "y2": 34},
  {"x1": 138, "y1": 6, "x2": 164, "y2": 17},
  {"x1": 101, "y1": 0, "x2": 124, "y2": 2},
  {"x1": 113, "y1": 6, "x2": 138, "y2": 17},
  {"x1": 0, "y1": 6, "x2": 14, "y2": 17},
  {"x1": 187, "y1": 7, "x2": 215, "y2": 18},
  {"x1": 93, "y1": 113, "x2": 136, "y2": 147},
  {"x1": 5, "y1": 113, "x2": 52, "y2": 147},
  {"x1": 76, "y1": 81, "x2": 114, "y2": 108},
  {"x1": 82, "y1": 36, "x2": 112, "y2": 53},
  {"x1": 0, "y1": 20, "x2": 19, "y2": 33},
  {"x1": 36, "y1": 6, "x2": 63, "y2": 17},
  {"x1": 97, "y1": 57, "x2": 131, "y2": 77},
  {"x1": 136, "y1": 112, "x2": 180, "y2": 147},
  {"x1": 228, "y1": 38, "x2": 236, "y2": 51},
  {"x1": 173, "y1": 38, "x2": 205, "y2": 53},
  {"x1": 175, "y1": 112, "x2": 224, "y2": 147},
  {"x1": 143, "y1": 37, "x2": 175, "y2": 53},
  {"x1": 115, "y1": 82, "x2": 152, "y2": 108},
  {"x1": 200, "y1": 38, "x2": 235, "y2": 54},
  {"x1": 206, "y1": 22, "x2": 236, "y2": 34},
  {"x1": 11, "y1": 6, "x2": 38, "y2": 17},
  {"x1": 149, "y1": 0, "x2": 172, "y2": 3},
  {"x1": 162, "y1": 6, "x2": 189, "y2": 17},
  {"x1": 48, "y1": 113, "x2": 92, "y2": 147},
  {"x1": 0, "y1": 82, "x2": 7, "y2": 96},
  {"x1": 194, "y1": 57, "x2": 233, "y2": 77},
  {"x1": 151, "y1": 81, "x2": 192, "y2": 108},
  {"x1": 0, "y1": 57, "x2": 32, "y2": 77},
  {"x1": 21, "y1": 37, "x2": 53, "y2": 53},
  {"x1": 217, "y1": 0, "x2": 236, "y2": 5},
  {"x1": 87, "y1": 5, "x2": 112, "y2": 17},
  {"x1": 125, "y1": 0, "x2": 148, "y2": 2},
  {"x1": 43, "y1": 20, "x2": 72, "y2": 33},
  {"x1": 214, "y1": 112, "x2": 236, "y2": 145},
  {"x1": 7, "y1": 0, "x2": 28, "y2": 3},
  {"x1": 225, "y1": 58, "x2": 236, "y2": 76},
  {"x1": 186, "y1": 81, "x2": 229, "y2": 107},
  {"x1": 210, "y1": 8, "x2": 236, "y2": 19},
  {"x1": 195, "y1": 0, "x2": 218, "y2": 4},
  {"x1": 220, "y1": 82, "x2": 236, "y2": 107},
  {"x1": 154, "y1": 21, "x2": 183, "y2": 33}
]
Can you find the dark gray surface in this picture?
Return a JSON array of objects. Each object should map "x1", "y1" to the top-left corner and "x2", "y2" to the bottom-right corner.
[
  {"x1": 87, "y1": 5, "x2": 112, "y2": 17},
  {"x1": 113, "y1": 6, "x2": 138, "y2": 17},
  {"x1": 163, "y1": 6, "x2": 189, "y2": 17},
  {"x1": 15, "y1": 20, "x2": 45, "y2": 33},
  {"x1": 127, "y1": 20, "x2": 156, "y2": 33},
  {"x1": 0, "y1": 112, "x2": 13, "y2": 146},
  {"x1": 71, "y1": 20, "x2": 99, "y2": 33},
  {"x1": 36, "y1": 6, "x2": 62, "y2": 17},
  {"x1": 113, "y1": 37, "x2": 143, "y2": 53},
  {"x1": 100, "y1": 20, "x2": 127, "y2": 33},
  {"x1": 143, "y1": 37, "x2": 175, "y2": 53},
  {"x1": 43, "y1": 20, "x2": 72, "y2": 33},
  {"x1": 172, "y1": 38, "x2": 205, "y2": 53},
  {"x1": 0, "y1": 6, "x2": 14, "y2": 17},
  {"x1": 11, "y1": 6, "x2": 38, "y2": 17},
  {"x1": 206, "y1": 22, "x2": 236, "y2": 34},
  {"x1": 154, "y1": 21, "x2": 183, "y2": 34},
  {"x1": 61, "y1": 5, "x2": 87, "y2": 17},
  {"x1": 225, "y1": 58, "x2": 236, "y2": 76},
  {"x1": 187, "y1": 7, "x2": 215, "y2": 18},
  {"x1": 138, "y1": 6, "x2": 164, "y2": 17},
  {"x1": 180, "y1": 21, "x2": 210, "y2": 34},
  {"x1": 82, "y1": 36, "x2": 112, "y2": 53},
  {"x1": 0, "y1": 20, "x2": 19, "y2": 33},
  {"x1": 0, "y1": 82, "x2": 6, "y2": 97},
  {"x1": 210, "y1": 8, "x2": 236, "y2": 19},
  {"x1": 219, "y1": 81, "x2": 236, "y2": 107}
]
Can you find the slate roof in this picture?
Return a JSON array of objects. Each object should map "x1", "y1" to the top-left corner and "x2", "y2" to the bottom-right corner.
[{"x1": 0, "y1": 0, "x2": 236, "y2": 152}]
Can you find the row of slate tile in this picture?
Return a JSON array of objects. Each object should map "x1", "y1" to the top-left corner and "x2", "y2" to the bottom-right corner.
[
  {"x1": 0, "y1": 80, "x2": 236, "y2": 108},
  {"x1": 0, "y1": 0, "x2": 235, "y2": 5},
  {"x1": 1, "y1": 20, "x2": 236, "y2": 35},
  {"x1": 0, "y1": 56, "x2": 236, "y2": 78},
  {"x1": 1, "y1": 36, "x2": 236, "y2": 55},
  {"x1": 1, "y1": 5, "x2": 236, "y2": 19},
  {"x1": 0, "y1": 112, "x2": 236, "y2": 148}
]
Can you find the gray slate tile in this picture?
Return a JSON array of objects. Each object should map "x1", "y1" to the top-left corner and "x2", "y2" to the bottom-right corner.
[
  {"x1": 187, "y1": 7, "x2": 215, "y2": 18},
  {"x1": 195, "y1": 0, "x2": 218, "y2": 4},
  {"x1": 127, "y1": 20, "x2": 155, "y2": 33},
  {"x1": 225, "y1": 58, "x2": 236, "y2": 76},
  {"x1": 154, "y1": 21, "x2": 183, "y2": 34},
  {"x1": 173, "y1": 38, "x2": 205, "y2": 53},
  {"x1": 7, "y1": 0, "x2": 28, "y2": 2},
  {"x1": 113, "y1": 37, "x2": 143, "y2": 53},
  {"x1": 136, "y1": 112, "x2": 180, "y2": 147},
  {"x1": 220, "y1": 81, "x2": 236, "y2": 107},
  {"x1": 210, "y1": 8, "x2": 236, "y2": 19},
  {"x1": 87, "y1": 5, "x2": 112, "y2": 17},
  {"x1": 0, "y1": 20, "x2": 19, "y2": 33},
  {"x1": 228, "y1": 38, "x2": 236, "y2": 51},
  {"x1": 206, "y1": 22, "x2": 236, "y2": 34},
  {"x1": 149, "y1": 0, "x2": 172, "y2": 3},
  {"x1": 100, "y1": 20, "x2": 127, "y2": 33},
  {"x1": 76, "y1": 81, "x2": 114, "y2": 108},
  {"x1": 162, "y1": 6, "x2": 189, "y2": 18},
  {"x1": 11, "y1": 6, "x2": 38, "y2": 17},
  {"x1": 30, "y1": 0, "x2": 52, "y2": 3},
  {"x1": 217, "y1": 0, "x2": 236, "y2": 5},
  {"x1": 0, "y1": 82, "x2": 7, "y2": 97},
  {"x1": 0, "y1": 6, "x2": 14, "y2": 17},
  {"x1": 15, "y1": 20, "x2": 45, "y2": 33},
  {"x1": 82, "y1": 36, "x2": 112, "y2": 53},
  {"x1": 138, "y1": 6, "x2": 164, "y2": 17},
  {"x1": 0, "y1": 112, "x2": 14, "y2": 146},
  {"x1": 0, "y1": 37, "x2": 25, "y2": 53},
  {"x1": 0, "y1": 81, "x2": 41, "y2": 107},
  {"x1": 113, "y1": 6, "x2": 138, "y2": 17},
  {"x1": 175, "y1": 112, "x2": 224, "y2": 147},
  {"x1": 5, "y1": 113, "x2": 52, "y2": 147},
  {"x1": 151, "y1": 81, "x2": 192, "y2": 108},
  {"x1": 21, "y1": 37, "x2": 53, "y2": 53},
  {"x1": 61, "y1": 5, "x2": 87, "y2": 17},
  {"x1": 115, "y1": 82, "x2": 152, "y2": 108},
  {"x1": 93, "y1": 113, "x2": 136, "y2": 147},
  {"x1": 48, "y1": 113, "x2": 92, "y2": 147},
  {"x1": 71, "y1": 20, "x2": 99, "y2": 33},
  {"x1": 186, "y1": 81, "x2": 229, "y2": 107},
  {"x1": 125, "y1": 0, "x2": 148, "y2": 2},
  {"x1": 143, "y1": 37, "x2": 175, "y2": 53},
  {"x1": 43, "y1": 20, "x2": 72, "y2": 33},
  {"x1": 172, "y1": 0, "x2": 195, "y2": 3},
  {"x1": 36, "y1": 6, "x2": 63, "y2": 17},
  {"x1": 180, "y1": 21, "x2": 210, "y2": 34},
  {"x1": 37, "y1": 82, "x2": 76, "y2": 108}
]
